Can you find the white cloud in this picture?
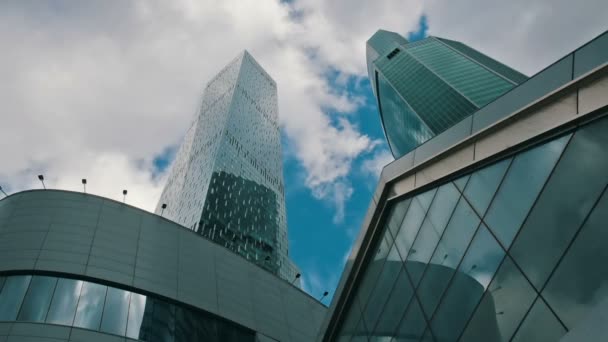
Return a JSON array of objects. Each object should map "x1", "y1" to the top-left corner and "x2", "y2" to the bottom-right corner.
[
  {"x1": 0, "y1": 0, "x2": 605, "y2": 262},
  {"x1": 361, "y1": 148, "x2": 394, "y2": 178}
]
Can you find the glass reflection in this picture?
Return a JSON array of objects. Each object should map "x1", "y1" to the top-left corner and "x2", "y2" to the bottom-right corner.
[
  {"x1": 485, "y1": 134, "x2": 570, "y2": 248},
  {"x1": 46, "y1": 278, "x2": 83, "y2": 325},
  {"x1": 100, "y1": 287, "x2": 130, "y2": 335},
  {"x1": 0, "y1": 275, "x2": 31, "y2": 321},
  {"x1": 127, "y1": 293, "x2": 147, "y2": 339},
  {"x1": 460, "y1": 257, "x2": 536, "y2": 341},
  {"x1": 74, "y1": 282, "x2": 107, "y2": 330},
  {"x1": 0, "y1": 274, "x2": 254, "y2": 341},
  {"x1": 463, "y1": 158, "x2": 511, "y2": 217},
  {"x1": 511, "y1": 298, "x2": 566, "y2": 342},
  {"x1": 18, "y1": 276, "x2": 57, "y2": 322},
  {"x1": 542, "y1": 189, "x2": 608, "y2": 328},
  {"x1": 394, "y1": 198, "x2": 426, "y2": 258}
]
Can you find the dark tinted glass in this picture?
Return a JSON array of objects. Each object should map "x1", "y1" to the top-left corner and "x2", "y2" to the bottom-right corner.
[
  {"x1": 484, "y1": 134, "x2": 570, "y2": 248},
  {"x1": 363, "y1": 244, "x2": 402, "y2": 329},
  {"x1": 176, "y1": 307, "x2": 218, "y2": 342},
  {"x1": 337, "y1": 297, "x2": 363, "y2": 341},
  {"x1": 510, "y1": 116, "x2": 608, "y2": 289},
  {"x1": 406, "y1": 183, "x2": 460, "y2": 286},
  {"x1": 138, "y1": 298, "x2": 175, "y2": 342},
  {"x1": 542, "y1": 189, "x2": 608, "y2": 328},
  {"x1": 393, "y1": 297, "x2": 427, "y2": 342},
  {"x1": 73, "y1": 282, "x2": 107, "y2": 330},
  {"x1": 463, "y1": 158, "x2": 511, "y2": 217},
  {"x1": 46, "y1": 278, "x2": 83, "y2": 325},
  {"x1": 0, "y1": 276, "x2": 31, "y2": 321},
  {"x1": 352, "y1": 317, "x2": 369, "y2": 342},
  {"x1": 460, "y1": 257, "x2": 536, "y2": 341},
  {"x1": 100, "y1": 287, "x2": 130, "y2": 335},
  {"x1": 417, "y1": 197, "x2": 480, "y2": 317},
  {"x1": 511, "y1": 298, "x2": 566, "y2": 342},
  {"x1": 18, "y1": 276, "x2": 57, "y2": 322},
  {"x1": 0, "y1": 277, "x2": 5, "y2": 292},
  {"x1": 371, "y1": 268, "x2": 413, "y2": 337},
  {"x1": 357, "y1": 231, "x2": 393, "y2": 307}
]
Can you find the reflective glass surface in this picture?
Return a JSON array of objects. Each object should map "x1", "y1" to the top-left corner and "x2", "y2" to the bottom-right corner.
[
  {"x1": 542, "y1": 189, "x2": 608, "y2": 328},
  {"x1": 463, "y1": 158, "x2": 511, "y2": 217},
  {"x1": 484, "y1": 135, "x2": 570, "y2": 248},
  {"x1": 0, "y1": 275, "x2": 31, "y2": 321},
  {"x1": 154, "y1": 52, "x2": 297, "y2": 281},
  {"x1": 510, "y1": 115, "x2": 608, "y2": 289},
  {"x1": 74, "y1": 282, "x2": 107, "y2": 330},
  {"x1": 511, "y1": 298, "x2": 566, "y2": 342},
  {"x1": 0, "y1": 274, "x2": 254, "y2": 341},
  {"x1": 334, "y1": 114, "x2": 608, "y2": 342},
  {"x1": 18, "y1": 276, "x2": 57, "y2": 322},
  {"x1": 46, "y1": 278, "x2": 83, "y2": 325}
]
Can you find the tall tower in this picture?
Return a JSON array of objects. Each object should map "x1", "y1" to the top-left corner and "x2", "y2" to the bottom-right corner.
[
  {"x1": 156, "y1": 51, "x2": 298, "y2": 283},
  {"x1": 367, "y1": 30, "x2": 528, "y2": 158}
]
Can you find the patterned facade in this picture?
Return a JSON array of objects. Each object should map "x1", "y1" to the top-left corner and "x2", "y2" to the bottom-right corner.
[
  {"x1": 155, "y1": 52, "x2": 298, "y2": 282},
  {"x1": 366, "y1": 30, "x2": 528, "y2": 158}
]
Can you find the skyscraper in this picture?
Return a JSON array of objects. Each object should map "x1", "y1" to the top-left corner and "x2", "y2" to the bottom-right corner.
[
  {"x1": 155, "y1": 51, "x2": 298, "y2": 283},
  {"x1": 366, "y1": 30, "x2": 528, "y2": 158},
  {"x1": 319, "y1": 31, "x2": 608, "y2": 342}
]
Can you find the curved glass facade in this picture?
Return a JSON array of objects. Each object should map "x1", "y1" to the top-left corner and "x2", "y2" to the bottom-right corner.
[
  {"x1": 0, "y1": 274, "x2": 254, "y2": 342},
  {"x1": 336, "y1": 113, "x2": 608, "y2": 341}
]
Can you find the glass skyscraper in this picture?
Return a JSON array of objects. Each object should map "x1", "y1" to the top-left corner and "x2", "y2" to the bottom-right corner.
[
  {"x1": 367, "y1": 30, "x2": 528, "y2": 158},
  {"x1": 155, "y1": 51, "x2": 298, "y2": 282},
  {"x1": 319, "y1": 30, "x2": 608, "y2": 342}
]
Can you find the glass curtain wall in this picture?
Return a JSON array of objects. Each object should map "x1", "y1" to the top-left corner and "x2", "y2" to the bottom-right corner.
[
  {"x1": 0, "y1": 274, "x2": 254, "y2": 342},
  {"x1": 336, "y1": 112, "x2": 608, "y2": 342}
]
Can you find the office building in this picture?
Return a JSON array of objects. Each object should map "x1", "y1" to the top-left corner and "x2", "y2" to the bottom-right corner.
[
  {"x1": 367, "y1": 30, "x2": 528, "y2": 158},
  {"x1": 0, "y1": 190, "x2": 325, "y2": 341},
  {"x1": 155, "y1": 51, "x2": 299, "y2": 283},
  {"x1": 319, "y1": 31, "x2": 608, "y2": 341}
]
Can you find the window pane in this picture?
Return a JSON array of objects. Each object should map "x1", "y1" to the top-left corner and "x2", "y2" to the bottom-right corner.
[
  {"x1": 46, "y1": 278, "x2": 83, "y2": 325},
  {"x1": 431, "y1": 225, "x2": 505, "y2": 341},
  {"x1": 406, "y1": 183, "x2": 460, "y2": 286},
  {"x1": 176, "y1": 307, "x2": 218, "y2": 342},
  {"x1": 18, "y1": 276, "x2": 57, "y2": 322},
  {"x1": 463, "y1": 158, "x2": 511, "y2": 217},
  {"x1": 351, "y1": 317, "x2": 369, "y2": 342},
  {"x1": 394, "y1": 199, "x2": 426, "y2": 258},
  {"x1": 510, "y1": 116, "x2": 608, "y2": 289},
  {"x1": 363, "y1": 245, "x2": 402, "y2": 330},
  {"x1": 74, "y1": 282, "x2": 107, "y2": 330},
  {"x1": 387, "y1": 199, "x2": 411, "y2": 237},
  {"x1": 0, "y1": 277, "x2": 5, "y2": 292},
  {"x1": 126, "y1": 293, "x2": 147, "y2": 339},
  {"x1": 357, "y1": 231, "x2": 393, "y2": 307},
  {"x1": 393, "y1": 297, "x2": 427, "y2": 342},
  {"x1": 100, "y1": 287, "x2": 130, "y2": 335},
  {"x1": 0, "y1": 276, "x2": 32, "y2": 321},
  {"x1": 485, "y1": 134, "x2": 570, "y2": 248},
  {"x1": 453, "y1": 174, "x2": 470, "y2": 192},
  {"x1": 542, "y1": 189, "x2": 608, "y2": 328},
  {"x1": 511, "y1": 298, "x2": 566, "y2": 342},
  {"x1": 418, "y1": 197, "x2": 481, "y2": 317},
  {"x1": 372, "y1": 268, "x2": 413, "y2": 338},
  {"x1": 460, "y1": 257, "x2": 536, "y2": 341},
  {"x1": 138, "y1": 298, "x2": 175, "y2": 342}
]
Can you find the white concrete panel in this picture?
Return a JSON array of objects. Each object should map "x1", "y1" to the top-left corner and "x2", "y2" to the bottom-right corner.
[
  {"x1": 578, "y1": 74, "x2": 608, "y2": 115},
  {"x1": 415, "y1": 144, "x2": 475, "y2": 188},
  {"x1": 390, "y1": 174, "x2": 415, "y2": 199},
  {"x1": 475, "y1": 92, "x2": 577, "y2": 161}
]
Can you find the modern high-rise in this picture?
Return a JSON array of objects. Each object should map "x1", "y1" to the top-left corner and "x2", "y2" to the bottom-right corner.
[
  {"x1": 155, "y1": 51, "x2": 298, "y2": 283},
  {"x1": 366, "y1": 30, "x2": 529, "y2": 158},
  {"x1": 318, "y1": 30, "x2": 608, "y2": 341}
]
